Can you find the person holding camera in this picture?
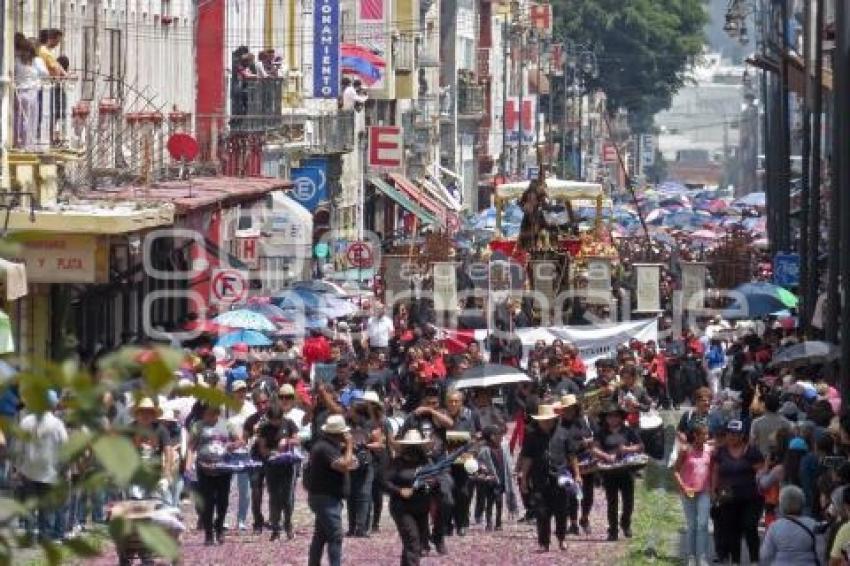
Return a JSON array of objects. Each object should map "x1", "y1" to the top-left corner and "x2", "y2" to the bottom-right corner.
[
  {"x1": 384, "y1": 429, "x2": 433, "y2": 566},
  {"x1": 305, "y1": 414, "x2": 356, "y2": 566}
]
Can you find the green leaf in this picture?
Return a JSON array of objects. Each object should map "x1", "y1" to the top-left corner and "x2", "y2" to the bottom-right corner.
[
  {"x1": 18, "y1": 373, "x2": 51, "y2": 414},
  {"x1": 143, "y1": 357, "x2": 173, "y2": 393},
  {"x1": 61, "y1": 429, "x2": 93, "y2": 463},
  {"x1": 108, "y1": 516, "x2": 131, "y2": 541},
  {"x1": 0, "y1": 496, "x2": 26, "y2": 522},
  {"x1": 92, "y1": 436, "x2": 140, "y2": 486},
  {"x1": 63, "y1": 536, "x2": 102, "y2": 558},
  {"x1": 136, "y1": 522, "x2": 179, "y2": 560},
  {"x1": 185, "y1": 385, "x2": 236, "y2": 410},
  {"x1": 39, "y1": 538, "x2": 63, "y2": 566}
]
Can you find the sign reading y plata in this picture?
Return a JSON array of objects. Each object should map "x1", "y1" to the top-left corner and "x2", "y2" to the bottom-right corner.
[
  {"x1": 313, "y1": 0, "x2": 340, "y2": 98},
  {"x1": 16, "y1": 235, "x2": 98, "y2": 283}
]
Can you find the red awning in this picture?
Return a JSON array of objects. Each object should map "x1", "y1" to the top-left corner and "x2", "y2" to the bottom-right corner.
[{"x1": 388, "y1": 173, "x2": 447, "y2": 225}]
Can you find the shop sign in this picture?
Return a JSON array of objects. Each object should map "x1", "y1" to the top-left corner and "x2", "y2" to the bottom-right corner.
[
  {"x1": 313, "y1": 0, "x2": 340, "y2": 97},
  {"x1": 15, "y1": 234, "x2": 99, "y2": 283}
]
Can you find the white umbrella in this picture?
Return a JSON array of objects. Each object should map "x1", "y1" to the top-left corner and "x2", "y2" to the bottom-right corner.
[{"x1": 453, "y1": 363, "x2": 531, "y2": 389}]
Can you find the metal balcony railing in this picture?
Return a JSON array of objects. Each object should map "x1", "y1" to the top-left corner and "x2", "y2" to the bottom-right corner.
[
  {"x1": 414, "y1": 95, "x2": 441, "y2": 123},
  {"x1": 457, "y1": 83, "x2": 485, "y2": 117},
  {"x1": 11, "y1": 77, "x2": 84, "y2": 153},
  {"x1": 418, "y1": 33, "x2": 441, "y2": 68},
  {"x1": 306, "y1": 110, "x2": 355, "y2": 154},
  {"x1": 229, "y1": 77, "x2": 285, "y2": 132}
]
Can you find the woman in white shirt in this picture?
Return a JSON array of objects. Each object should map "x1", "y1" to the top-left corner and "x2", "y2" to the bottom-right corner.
[{"x1": 14, "y1": 34, "x2": 48, "y2": 150}]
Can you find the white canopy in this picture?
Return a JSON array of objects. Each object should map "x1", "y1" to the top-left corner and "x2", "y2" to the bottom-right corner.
[{"x1": 495, "y1": 178, "x2": 604, "y2": 203}]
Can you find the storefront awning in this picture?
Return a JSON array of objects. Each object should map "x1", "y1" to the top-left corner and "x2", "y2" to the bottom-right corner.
[
  {"x1": 388, "y1": 173, "x2": 447, "y2": 223},
  {"x1": 417, "y1": 177, "x2": 463, "y2": 212},
  {"x1": 368, "y1": 176, "x2": 439, "y2": 227}
]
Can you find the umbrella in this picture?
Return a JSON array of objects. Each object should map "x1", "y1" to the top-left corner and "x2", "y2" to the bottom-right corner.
[
  {"x1": 274, "y1": 288, "x2": 324, "y2": 310},
  {"x1": 645, "y1": 208, "x2": 668, "y2": 224},
  {"x1": 768, "y1": 341, "x2": 839, "y2": 367},
  {"x1": 453, "y1": 363, "x2": 531, "y2": 389},
  {"x1": 723, "y1": 282, "x2": 798, "y2": 319},
  {"x1": 244, "y1": 300, "x2": 291, "y2": 322},
  {"x1": 216, "y1": 329, "x2": 273, "y2": 348},
  {"x1": 733, "y1": 192, "x2": 766, "y2": 208},
  {"x1": 690, "y1": 229, "x2": 721, "y2": 240},
  {"x1": 292, "y1": 280, "x2": 350, "y2": 297},
  {"x1": 214, "y1": 309, "x2": 277, "y2": 332}
]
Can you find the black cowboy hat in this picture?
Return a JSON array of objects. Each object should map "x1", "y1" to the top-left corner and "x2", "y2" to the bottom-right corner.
[{"x1": 598, "y1": 401, "x2": 627, "y2": 418}]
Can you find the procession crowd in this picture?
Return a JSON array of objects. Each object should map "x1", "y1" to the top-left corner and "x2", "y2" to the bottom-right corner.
[{"x1": 4, "y1": 297, "x2": 850, "y2": 566}]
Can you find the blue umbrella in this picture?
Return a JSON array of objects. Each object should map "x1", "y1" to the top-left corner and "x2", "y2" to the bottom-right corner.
[
  {"x1": 723, "y1": 282, "x2": 798, "y2": 319},
  {"x1": 216, "y1": 329, "x2": 273, "y2": 347},
  {"x1": 733, "y1": 192, "x2": 766, "y2": 207},
  {"x1": 214, "y1": 309, "x2": 277, "y2": 331},
  {"x1": 274, "y1": 288, "x2": 324, "y2": 310}
]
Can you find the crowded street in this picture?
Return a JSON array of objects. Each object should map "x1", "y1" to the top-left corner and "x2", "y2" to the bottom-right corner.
[{"x1": 3, "y1": 0, "x2": 850, "y2": 565}]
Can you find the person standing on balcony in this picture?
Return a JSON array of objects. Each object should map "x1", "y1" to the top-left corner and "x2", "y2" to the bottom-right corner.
[
  {"x1": 37, "y1": 29, "x2": 65, "y2": 77},
  {"x1": 341, "y1": 78, "x2": 367, "y2": 111},
  {"x1": 13, "y1": 35, "x2": 47, "y2": 150}
]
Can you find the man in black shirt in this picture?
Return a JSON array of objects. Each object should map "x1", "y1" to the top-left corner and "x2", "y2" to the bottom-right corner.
[
  {"x1": 243, "y1": 391, "x2": 270, "y2": 534},
  {"x1": 445, "y1": 389, "x2": 478, "y2": 536},
  {"x1": 519, "y1": 404, "x2": 568, "y2": 552},
  {"x1": 306, "y1": 414, "x2": 355, "y2": 566},
  {"x1": 396, "y1": 388, "x2": 453, "y2": 555},
  {"x1": 255, "y1": 405, "x2": 300, "y2": 541},
  {"x1": 558, "y1": 394, "x2": 597, "y2": 534}
]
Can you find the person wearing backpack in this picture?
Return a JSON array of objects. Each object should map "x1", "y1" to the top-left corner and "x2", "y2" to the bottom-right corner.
[{"x1": 760, "y1": 485, "x2": 823, "y2": 565}]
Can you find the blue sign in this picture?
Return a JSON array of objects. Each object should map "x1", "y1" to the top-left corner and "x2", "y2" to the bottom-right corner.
[
  {"x1": 290, "y1": 164, "x2": 327, "y2": 212},
  {"x1": 773, "y1": 253, "x2": 800, "y2": 288},
  {"x1": 313, "y1": 0, "x2": 340, "y2": 98}
]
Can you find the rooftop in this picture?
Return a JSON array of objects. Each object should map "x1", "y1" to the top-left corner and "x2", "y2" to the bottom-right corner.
[{"x1": 78, "y1": 176, "x2": 292, "y2": 215}]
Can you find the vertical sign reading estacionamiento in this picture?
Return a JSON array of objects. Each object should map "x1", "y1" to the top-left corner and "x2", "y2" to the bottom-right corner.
[{"x1": 313, "y1": 0, "x2": 340, "y2": 98}]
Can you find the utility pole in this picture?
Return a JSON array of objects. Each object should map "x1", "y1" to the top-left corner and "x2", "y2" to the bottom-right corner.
[
  {"x1": 799, "y1": 0, "x2": 812, "y2": 330},
  {"x1": 807, "y1": 0, "x2": 824, "y2": 331},
  {"x1": 827, "y1": 0, "x2": 842, "y2": 343},
  {"x1": 500, "y1": 18, "x2": 509, "y2": 177},
  {"x1": 836, "y1": 0, "x2": 850, "y2": 403},
  {"x1": 516, "y1": 22, "x2": 525, "y2": 176}
]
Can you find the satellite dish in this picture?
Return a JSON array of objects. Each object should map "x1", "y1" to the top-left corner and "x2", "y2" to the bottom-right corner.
[{"x1": 166, "y1": 133, "x2": 200, "y2": 162}]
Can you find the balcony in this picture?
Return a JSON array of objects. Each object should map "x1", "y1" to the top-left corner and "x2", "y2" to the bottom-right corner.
[
  {"x1": 414, "y1": 95, "x2": 442, "y2": 124},
  {"x1": 11, "y1": 77, "x2": 86, "y2": 154},
  {"x1": 229, "y1": 77, "x2": 285, "y2": 133},
  {"x1": 305, "y1": 110, "x2": 356, "y2": 155},
  {"x1": 457, "y1": 83, "x2": 485, "y2": 119},
  {"x1": 418, "y1": 32, "x2": 441, "y2": 68}
]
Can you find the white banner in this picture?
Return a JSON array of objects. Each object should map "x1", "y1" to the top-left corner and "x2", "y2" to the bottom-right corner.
[
  {"x1": 516, "y1": 318, "x2": 658, "y2": 380},
  {"x1": 433, "y1": 262, "x2": 458, "y2": 311},
  {"x1": 634, "y1": 263, "x2": 661, "y2": 313},
  {"x1": 586, "y1": 257, "x2": 612, "y2": 295},
  {"x1": 681, "y1": 262, "x2": 708, "y2": 310}
]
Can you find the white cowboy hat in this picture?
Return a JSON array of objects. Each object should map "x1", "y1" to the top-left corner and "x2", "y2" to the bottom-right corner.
[
  {"x1": 132, "y1": 397, "x2": 162, "y2": 418},
  {"x1": 321, "y1": 414, "x2": 350, "y2": 435},
  {"x1": 231, "y1": 380, "x2": 248, "y2": 392},
  {"x1": 531, "y1": 404, "x2": 559, "y2": 421},
  {"x1": 158, "y1": 408, "x2": 179, "y2": 422},
  {"x1": 396, "y1": 429, "x2": 430, "y2": 446},
  {"x1": 560, "y1": 394, "x2": 579, "y2": 409},
  {"x1": 362, "y1": 390, "x2": 382, "y2": 406}
]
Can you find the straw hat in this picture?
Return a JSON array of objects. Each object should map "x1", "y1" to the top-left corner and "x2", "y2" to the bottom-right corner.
[
  {"x1": 132, "y1": 397, "x2": 162, "y2": 418},
  {"x1": 321, "y1": 414, "x2": 350, "y2": 435},
  {"x1": 231, "y1": 380, "x2": 248, "y2": 392},
  {"x1": 362, "y1": 390, "x2": 382, "y2": 406},
  {"x1": 396, "y1": 429, "x2": 430, "y2": 446},
  {"x1": 560, "y1": 394, "x2": 579, "y2": 409},
  {"x1": 446, "y1": 430, "x2": 472, "y2": 443},
  {"x1": 279, "y1": 383, "x2": 296, "y2": 397},
  {"x1": 531, "y1": 404, "x2": 559, "y2": 421}
]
